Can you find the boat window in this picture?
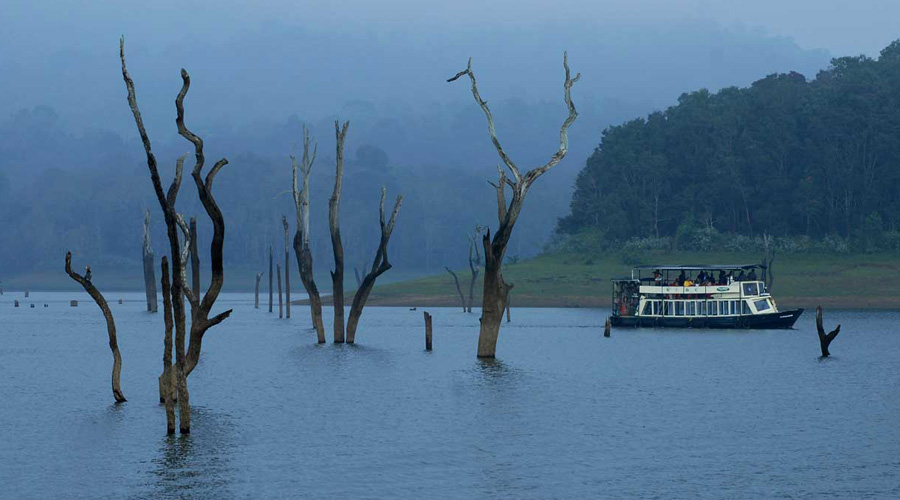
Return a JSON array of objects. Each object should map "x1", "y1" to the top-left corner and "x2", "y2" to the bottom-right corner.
[
  {"x1": 742, "y1": 282, "x2": 759, "y2": 296},
  {"x1": 708, "y1": 301, "x2": 717, "y2": 316},
  {"x1": 642, "y1": 301, "x2": 652, "y2": 315},
  {"x1": 742, "y1": 301, "x2": 752, "y2": 314},
  {"x1": 687, "y1": 301, "x2": 695, "y2": 315},
  {"x1": 653, "y1": 301, "x2": 661, "y2": 315},
  {"x1": 675, "y1": 302, "x2": 685, "y2": 316},
  {"x1": 754, "y1": 299, "x2": 771, "y2": 312},
  {"x1": 730, "y1": 301, "x2": 738, "y2": 315},
  {"x1": 664, "y1": 301, "x2": 672, "y2": 315},
  {"x1": 700, "y1": 301, "x2": 707, "y2": 315},
  {"x1": 719, "y1": 301, "x2": 727, "y2": 315}
]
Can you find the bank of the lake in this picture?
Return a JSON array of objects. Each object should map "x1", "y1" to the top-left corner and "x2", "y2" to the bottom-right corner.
[{"x1": 358, "y1": 252, "x2": 900, "y2": 310}]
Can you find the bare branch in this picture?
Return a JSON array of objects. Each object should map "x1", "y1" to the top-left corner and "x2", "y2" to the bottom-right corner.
[
  {"x1": 523, "y1": 52, "x2": 581, "y2": 184},
  {"x1": 448, "y1": 57, "x2": 521, "y2": 183}
]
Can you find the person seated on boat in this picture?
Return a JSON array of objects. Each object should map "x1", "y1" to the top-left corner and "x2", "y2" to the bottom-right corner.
[
  {"x1": 683, "y1": 278, "x2": 694, "y2": 287},
  {"x1": 736, "y1": 270, "x2": 746, "y2": 282},
  {"x1": 653, "y1": 270, "x2": 662, "y2": 285},
  {"x1": 718, "y1": 270, "x2": 727, "y2": 285},
  {"x1": 748, "y1": 268, "x2": 758, "y2": 281},
  {"x1": 697, "y1": 270, "x2": 707, "y2": 283}
]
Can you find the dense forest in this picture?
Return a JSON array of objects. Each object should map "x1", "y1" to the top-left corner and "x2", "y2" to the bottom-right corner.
[{"x1": 558, "y1": 41, "x2": 900, "y2": 254}]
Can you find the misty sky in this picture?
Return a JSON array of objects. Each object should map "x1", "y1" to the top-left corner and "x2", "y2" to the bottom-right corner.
[{"x1": 4, "y1": 0, "x2": 897, "y2": 56}]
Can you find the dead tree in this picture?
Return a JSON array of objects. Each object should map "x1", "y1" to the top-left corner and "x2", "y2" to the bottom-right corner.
[
  {"x1": 346, "y1": 188, "x2": 403, "y2": 343},
  {"x1": 291, "y1": 126, "x2": 326, "y2": 342},
  {"x1": 445, "y1": 267, "x2": 467, "y2": 312},
  {"x1": 448, "y1": 53, "x2": 580, "y2": 358},
  {"x1": 329, "y1": 120, "x2": 350, "y2": 343},
  {"x1": 254, "y1": 272, "x2": 263, "y2": 309},
  {"x1": 160, "y1": 256, "x2": 176, "y2": 434},
  {"x1": 65, "y1": 251, "x2": 126, "y2": 403},
  {"x1": 277, "y1": 263, "x2": 283, "y2": 318},
  {"x1": 815, "y1": 306, "x2": 841, "y2": 357},
  {"x1": 761, "y1": 233, "x2": 776, "y2": 292},
  {"x1": 121, "y1": 38, "x2": 233, "y2": 433},
  {"x1": 190, "y1": 217, "x2": 200, "y2": 298},
  {"x1": 268, "y1": 245, "x2": 274, "y2": 313},
  {"x1": 424, "y1": 311, "x2": 433, "y2": 351},
  {"x1": 142, "y1": 209, "x2": 158, "y2": 312},
  {"x1": 466, "y1": 226, "x2": 484, "y2": 312},
  {"x1": 354, "y1": 266, "x2": 363, "y2": 287},
  {"x1": 282, "y1": 216, "x2": 291, "y2": 319}
]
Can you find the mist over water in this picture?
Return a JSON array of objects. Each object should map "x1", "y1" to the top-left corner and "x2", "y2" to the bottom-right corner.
[{"x1": 2, "y1": 294, "x2": 898, "y2": 499}]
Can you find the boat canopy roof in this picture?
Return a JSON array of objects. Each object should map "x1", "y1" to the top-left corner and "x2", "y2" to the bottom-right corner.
[{"x1": 632, "y1": 264, "x2": 759, "y2": 271}]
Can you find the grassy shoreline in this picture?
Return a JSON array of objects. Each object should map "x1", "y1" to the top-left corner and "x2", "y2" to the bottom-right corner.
[{"x1": 352, "y1": 251, "x2": 900, "y2": 310}]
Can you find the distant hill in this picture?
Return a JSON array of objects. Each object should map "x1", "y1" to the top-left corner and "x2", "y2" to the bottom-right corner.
[{"x1": 558, "y1": 41, "x2": 900, "y2": 253}]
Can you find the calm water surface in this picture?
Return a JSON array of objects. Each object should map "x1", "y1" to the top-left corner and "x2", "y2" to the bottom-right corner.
[{"x1": 1, "y1": 291, "x2": 898, "y2": 499}]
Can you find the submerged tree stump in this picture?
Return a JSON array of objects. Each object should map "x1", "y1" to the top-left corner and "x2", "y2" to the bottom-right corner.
[
  {"x1": 816, "y1": 306, "x2": 841, "y2": 357},
  {"x1": 268, "y1": 246, "x2": 274, "y2": 313},
  {"x1": 65, "y1": 252, "x2": 126, "y2": 403},
  {"x1": 254, "y1": 272, "x2": 263, "y2": 309},
  {"x1": 424, "y1": 311, "x2": 433, "y2": 351},
  {"x1": 604, "y1": 317, "x2": 611, "y2": 337}
]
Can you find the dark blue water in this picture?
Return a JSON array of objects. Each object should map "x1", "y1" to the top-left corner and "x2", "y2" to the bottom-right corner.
[{"x1": 1, "y1": 291, "x2": 898, "y2": 499}]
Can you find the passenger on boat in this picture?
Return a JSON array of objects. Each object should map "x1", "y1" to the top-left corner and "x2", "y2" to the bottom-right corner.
[
  {"x1": 736, "y1": 270, "x2": 746, "y2": 281},
  {"x1": 718, "y1": 270, "x2": 727, "y2": 285},
  {"x1": 697, "y1": 270, "x2": 707, "y2": 283},
  {"x1": 683, "y1": 278, "x2": 694, "y2": 287},
  {"x1": 653, "y1": 270, "x2": 662, "y2": 285},
  {"x1": 748, "y1": 269, "x2": 758, "y2": 281}
]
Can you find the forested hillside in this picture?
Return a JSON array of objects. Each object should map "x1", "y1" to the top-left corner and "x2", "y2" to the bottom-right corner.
[{"x1": 558, "y1": 41, "x2": 900, "y2": 253}]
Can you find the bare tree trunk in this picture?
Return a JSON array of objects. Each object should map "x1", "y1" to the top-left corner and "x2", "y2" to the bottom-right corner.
[
  {"x1": 446, "y1": 267, "x2": 466, "y2": 312},
  {"x1": 65, "y1": 252, "x2": 126, "y2": 403},
  {"x1": 466, "y1": 229, "x2": 483, "y2": 313},
  {"x1": 448, "y1": 53, "x2": 580, "y2": 358},
  {"x1": 424, "y1": 311, "x2": 433, "y2": 351},
  {"x1": 816, "y1": 306, "x2": 841, "y2": 357},
  {"x1": 329, "y1": 121, "x2": 349, "y2": 343},
  {"x1": 282, "y1": 216, "x2": 291, "y2": 319},
  {"x1": 346, "y1": 189, "x2": 403, "y2": 343},
  {"x1": 277, "y1": 263, "x2": 283, "y2": 318},
  {"x1": 190, "y1": 216, "x2": 200, "y2": 298},
  {"x1": 122, "y1": 39, "x2": 233, "y2": 434},
  {"x1": 142, "y1": 209, "x2": 158, "y2": 312},
  {"x1": 254, "y1": 272, "x2": 262, "y2": 308},
  {"x1": 268, "y1": 246, "x2": 273, "y2": 313},
  {"x1": 604, "y1": 317, "x2": 611, "y2": 337},
  {"x1": 160, "y1": 256, "x2": 176, "y2": 434},
  {"x1": 354, "y1": 266, "x2": 363, "y2": 287},
  {"x1": 291, "y1": 127, "x2": 326, "y2": 343}
]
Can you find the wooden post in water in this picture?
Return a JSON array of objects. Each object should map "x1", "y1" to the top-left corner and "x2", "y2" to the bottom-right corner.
[
  {"x1": 505, "y1": 292, "x2": 511, "y2": 323},
  {"x1": 604, "y1": 317, "x2": 611, "y2": 337},
  {"x1": 277, "y1": 264, "x2": 283, "y2": 319},
  {"x1": 268, "y1": 246, "x2": 273, "y2": 313},
  {"x1": 25, "y1": 289, "x2": 29, "y2": 298},
  {"x1": 424, "y1": 311, "x2": 433, "y2": 351},
  {"x1": 254, "y1": 272, "x2": 263, "y2": 309},
  {"x1": 815, "y1": 306, "x2": 841, "y2": 357},
  {"x1": 14, "y1": 300, "x2": 19, "y2": 307}
]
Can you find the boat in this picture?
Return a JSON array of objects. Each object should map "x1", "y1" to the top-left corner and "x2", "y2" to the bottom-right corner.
[{"x1": 609, "y1": 265, "x2": 803, "y2": 329}]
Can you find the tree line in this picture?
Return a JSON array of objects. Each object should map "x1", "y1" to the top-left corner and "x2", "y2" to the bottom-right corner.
[{"x1": 557, "y1": 40, "x2": 900, "y2": 253}]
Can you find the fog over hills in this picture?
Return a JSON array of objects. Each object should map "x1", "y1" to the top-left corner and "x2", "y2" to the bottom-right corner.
[{"x1": 3, "y1": 0, "x2": 896, "y2": 285}]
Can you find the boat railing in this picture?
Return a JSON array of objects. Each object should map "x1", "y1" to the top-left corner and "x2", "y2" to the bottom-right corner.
[{"x1": 638, "y1": 281, "x2": 766, "y2": 298}]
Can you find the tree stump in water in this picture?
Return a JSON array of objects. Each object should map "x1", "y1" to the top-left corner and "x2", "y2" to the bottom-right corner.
[
  {"x1": 14, "y1": 300, "x2": 19, "y2": 307},
  {"x1": 604, "y1": 317, "x2": 611, "y2": 337},
  {"x1": 70, "y1": 300, "x2": 78, "y2": 307},
  {"x1": 816, "y1": 306, "x2": 841, "y2": 357},
  {"x1": 65, "y1": 251, "x2": 127, "y2": 403},
  {"x1": 424, "y1": 311, "x2": 433, "y2": 351},
  {"x1": 254, "y1": 272, "x2": 263, "y2": 309},
  {"x1": 268, "y1": 246, "x2": 274, "y2": 313}
]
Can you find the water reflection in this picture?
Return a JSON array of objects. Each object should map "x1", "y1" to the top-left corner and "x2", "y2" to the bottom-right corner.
[{"x1": 146, "y1": 407, "x2": 235, "y2": 500}]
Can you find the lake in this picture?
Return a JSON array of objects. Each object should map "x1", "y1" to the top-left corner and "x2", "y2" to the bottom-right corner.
[{"x1": 1, "y1": 291, "x2": 898, "y2": 499}]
